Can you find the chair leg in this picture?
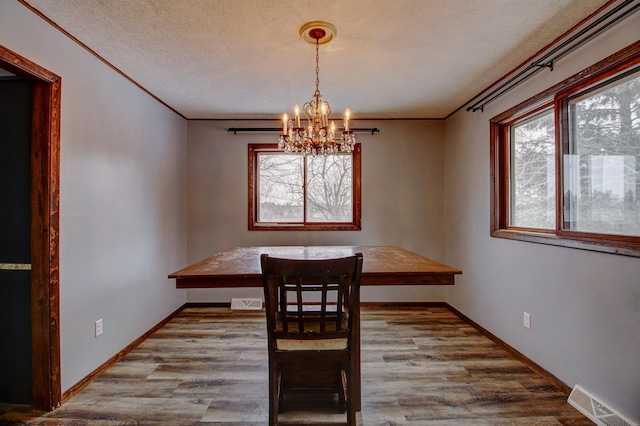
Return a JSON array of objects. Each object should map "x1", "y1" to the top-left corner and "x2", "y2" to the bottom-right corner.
[
  {"x1": 346, "y1": 366, "x2": 355, "y2": 426},
  {"x1": 338, "y1": 368, "x2": 347, "y2": 413},
  {"x1": 277, "y1": 369, "x2": 283, "y2": 414},
  {"x1": 268, "y1": 361, "x2": 280, "y2": 426}
]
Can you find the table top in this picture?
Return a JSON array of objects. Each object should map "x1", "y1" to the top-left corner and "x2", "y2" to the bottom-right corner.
[{"x1": 169, "y1": 246, "x2": 461, "y2": 288}]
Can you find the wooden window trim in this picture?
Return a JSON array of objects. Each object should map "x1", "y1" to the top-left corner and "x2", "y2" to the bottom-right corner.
[
  {"x1": 490, "y1": 40, "x2": 640, "y2": 257},
  {"x1": 248, "y1": 143, "x2": 361, "y2": 231}
]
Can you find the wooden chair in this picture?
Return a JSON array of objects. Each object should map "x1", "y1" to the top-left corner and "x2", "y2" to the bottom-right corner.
[{"x1": 260, "y1": 252, "x2": 363, "y2": 426}]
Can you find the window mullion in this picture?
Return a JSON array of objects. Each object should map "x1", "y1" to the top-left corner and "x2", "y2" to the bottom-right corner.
[
  {"x1": 555, "y1": 96, "x2": 567, "y2": 233},
  {"x1": 303, "y1": 156, "x2": 308, "y2": 224}
]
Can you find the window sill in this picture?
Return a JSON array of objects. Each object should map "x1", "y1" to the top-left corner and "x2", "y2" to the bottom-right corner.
[
  {"x1": 250, "y1": 223, "x2": 361, "y2": 231},
  {"x1": 491, "y1": 229, "x2": 640, "y2": 258}
]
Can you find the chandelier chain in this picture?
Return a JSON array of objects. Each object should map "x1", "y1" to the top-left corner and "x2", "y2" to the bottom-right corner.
[
  {"x1": 279, "y1": 22, "x2": 355, "y2": 156},
  {"x1": 314, "y1": 39, "x2": 321, "y2": 97}
]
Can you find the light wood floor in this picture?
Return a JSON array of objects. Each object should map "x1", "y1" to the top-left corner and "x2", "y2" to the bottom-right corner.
[{"x1": 1, "y1": 306, "x2": 592, "y2": 425}]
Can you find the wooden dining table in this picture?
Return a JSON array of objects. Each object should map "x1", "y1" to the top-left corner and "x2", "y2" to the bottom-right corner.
[
  {"x1": 169, "y1": 245, "x2": 461, "y2": 288},
  {"x1": 169, "y1": 245, "x2": 462, "y2": 411}
]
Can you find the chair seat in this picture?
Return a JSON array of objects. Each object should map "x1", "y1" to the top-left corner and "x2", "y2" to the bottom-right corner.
[{"x1": 276, "y1": 337, "x2": 348, "y2": 351}]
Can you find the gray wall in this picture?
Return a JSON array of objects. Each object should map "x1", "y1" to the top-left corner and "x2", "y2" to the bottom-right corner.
[
  {"x1": 4, "y1": 0, "x2": 639, "y2": 418},
  {"x1": 1, "y1": 1, "x2": 187, "y2": 392},
  {"x1": 186, "y1": 119, "x2": 446, "y2": 303},
  {"x1": 443, "y1": 12, "x2": 640, "y2": 420}
]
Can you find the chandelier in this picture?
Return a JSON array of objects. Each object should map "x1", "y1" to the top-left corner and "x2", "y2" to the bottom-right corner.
[{"x1": 279, "y1": 22, "x2": 355, "y2": 156}]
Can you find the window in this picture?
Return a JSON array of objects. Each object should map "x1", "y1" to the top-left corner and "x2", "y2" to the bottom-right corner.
[
  {"x1": 491, "y1": 41, "x2": 640, "y2": 256},
  {"x1": 509, "y1": 107, "x2": 556, "y2": 230},
  {"x1": 248, "y1": 143, "x2": 361, "y2": 230},
  {"x1": 561, "y1": 71, "x2": 640, "y2": 238}
]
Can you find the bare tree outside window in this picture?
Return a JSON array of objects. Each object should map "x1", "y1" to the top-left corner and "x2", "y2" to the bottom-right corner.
[
  {"x1": 510, "y1": 110, "x2": 556, "y2": 229},
  {"x1": 306, "y1": 155, "x2": 353, "y2": 222},
  {"x1": 249, "y1": 144, "x2": 361, "y2": 230},
  {"x1": 258, "y1": 155, "x2": 303, "y2": 222}
]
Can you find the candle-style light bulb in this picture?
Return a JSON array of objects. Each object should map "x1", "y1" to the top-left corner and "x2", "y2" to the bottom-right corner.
[
  {"x1": 344, "y1": 109, "x2": 351, "y2": 132},
  {"x1": 282, "y1": 113, "x2": 288, "y2": 134},
  {"x1": 321, "y1": 103, "x2": 327, "y2": 127},
  {"x1": 294, "y1": 105, "x2": 301, "y2": 128}
]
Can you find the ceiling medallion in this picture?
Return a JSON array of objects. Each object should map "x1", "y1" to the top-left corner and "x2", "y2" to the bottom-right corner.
[{"x1": 279, "y1": 21, "x2": 355, "y2": 156}]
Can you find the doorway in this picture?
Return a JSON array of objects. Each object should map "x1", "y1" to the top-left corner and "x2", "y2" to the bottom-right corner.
[
  {"x1": 0, "y1": 75, "x2": 33, "y2": 404},
  {"x1": 0, "y1": 45, "x2": 61, "y2": 410}
]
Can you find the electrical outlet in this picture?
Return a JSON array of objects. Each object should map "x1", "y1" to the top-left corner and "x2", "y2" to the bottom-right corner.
[
  {"x1": 523, "y1": 312, "x2": 531, "y2": 329},
  {"x1": 95, "y1": 319, "x2": 103, "y2": 337}
]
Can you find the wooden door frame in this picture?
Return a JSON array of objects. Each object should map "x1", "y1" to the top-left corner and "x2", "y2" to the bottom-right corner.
[{"x1": 0, "y1": 45, "x2": 61, "y2": 410}]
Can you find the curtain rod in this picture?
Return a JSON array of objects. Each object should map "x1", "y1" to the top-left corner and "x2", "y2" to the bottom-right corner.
[
  {"x1": 227, "y1": 127, "x2": 380, "y2": 135},
  {"x1": 467, "y1": 0, "x2": 640, "y2": 113}
]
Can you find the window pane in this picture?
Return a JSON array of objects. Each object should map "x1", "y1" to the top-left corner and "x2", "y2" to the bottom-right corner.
[
  {"x1": 258, "y1": 154, "x2": 303, "y2": 222},
  {"x1": 565, "y1": 71, "x2": 640, "y2": 236},
  {"x1": 306, "y1": 154, "x2": 353, "y2": 222},
  {"x1": 249, "y1": 143, "x2": 361, "y2": 230},
  {"x1": 510, "y1": 110, "x2": 556, "y2": 229}
]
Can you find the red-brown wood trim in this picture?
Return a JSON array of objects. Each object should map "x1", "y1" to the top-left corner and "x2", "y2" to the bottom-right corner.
[
  {"x1": 174, "y1": 272, "x2": 457, "y2": 289},
  {"x1": 489, "y1": 119, "x2": 502, "y2": 234},
  {"x1": 0, "y1": 50, "x2": 58, "y2": 83},
  {"x1": 184, "y1": 302, "x2": 232, "y2": 308},
  {"x1": 446, "y1": 304, "x2": 572, "y2": 394},
  {"x1": 554, "y1": 47, "x2": 640, "y2": 244},
  {"x1": 248, "y1": 143, "x2": 362, "y2": 231},
  {"x1": 492, "y1": 39, "x2": 640, "y2": 124},
  {"x1": 61, "y1": 302, "x2": 571, "y2": 409},
  {"x1": 16, "y1": 0, "x2": 185, "y2": 120},
  {"x1": 1, "y1": 44, "x2": 62, "y2": 411},
  {"x1": 61, "y1": 304, "x2": 186, "y2": 403},
  {"x1": 556, "y1": 45, "x2": 640, "y2": 100},
  {"x1": 247, "y1": 144, "x2": 259, "y2": 230},
  {"x1": 458, "y1": 0, "x2": 618, "y2": 117},
  {"x1": 555, "y1": 92, "x2": 568, "y2": 236},
  {"x1": 489, "y1": 40, "x2": 640, "y2": 257},
  {"x1": 491, "y1": 101, "x2": 555, "y2": 236},
  {"x1": 351, "y1": 143, "x2": 362, "y2": 229},
  {"x1": 31, "y1": 79, "x2": 62, "y2": 411},
  {"x1": 360, "y1": 301, "x2": 449, "y2": 308}
]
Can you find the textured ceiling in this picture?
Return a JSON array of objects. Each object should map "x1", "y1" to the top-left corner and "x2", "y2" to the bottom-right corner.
[{"x1": 22, "y1": 0, "x2": 608, "y2": 119}]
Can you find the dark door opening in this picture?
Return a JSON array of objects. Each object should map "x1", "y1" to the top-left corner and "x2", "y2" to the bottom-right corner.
[
  {"x1": 0, "y1": 76, "x2": 33, "y2": 403},
  {"x1": 0, "y1": 44, "x2": 61, "y2": 410}
]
